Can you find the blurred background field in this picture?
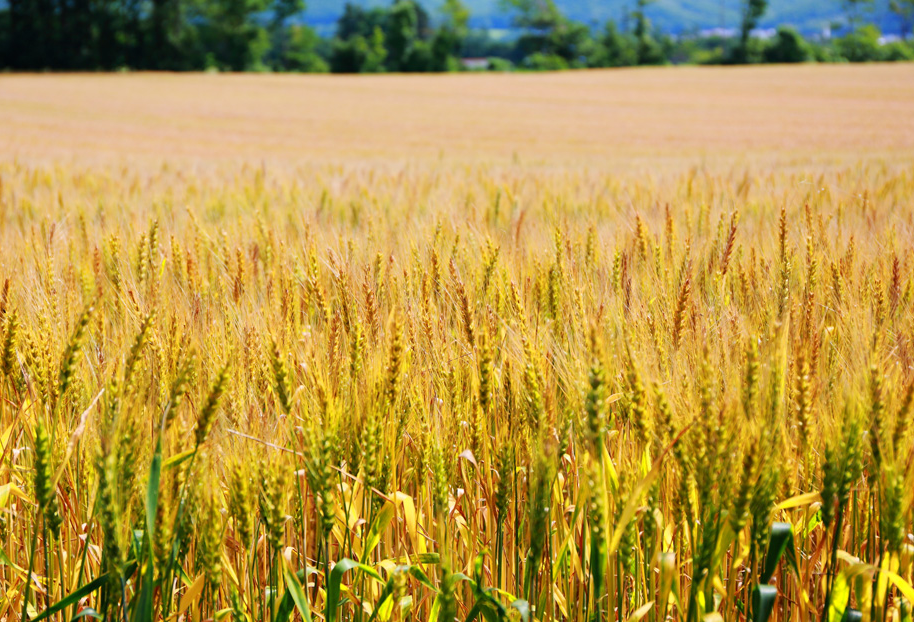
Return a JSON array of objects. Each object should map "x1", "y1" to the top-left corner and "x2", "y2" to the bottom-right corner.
[{"x1": 2, "y1": 65, "x2": 914, "y2": 169}]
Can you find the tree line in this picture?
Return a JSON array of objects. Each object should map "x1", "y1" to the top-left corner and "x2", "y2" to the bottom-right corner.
[{"x1": 2, "y1": 0, "x2": 913, "y2": 72}]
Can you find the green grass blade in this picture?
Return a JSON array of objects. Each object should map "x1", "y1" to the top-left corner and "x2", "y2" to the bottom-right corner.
[
  {"x1": 31, "y1": 572, "x2": 112, "y2": 622},
  {"x1": 751, "y1": 585, "x2": 777, "y2": 622},
  {"x1": 132, "y1": 439, "x2": 163, "y2": 622},
  {"x1": 362, "y1": 502, "x2": 396, "y2": 560},
  {"x1": 325, "y1": 558, "x2": 385, "y2": 622},
  {"x1": 761, "y1": 522, "x2": 793, "y2": 584},
  {"x1": 281, "y1": 566, "x2": 313, "y2": 622}
]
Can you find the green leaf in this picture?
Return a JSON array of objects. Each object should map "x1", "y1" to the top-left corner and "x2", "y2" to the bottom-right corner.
[
  {"x1": 31, "y1": 573, "x2": 112, "y2": 622},
  {"x1": 828, "y1": 571, "x2": 851, "y2": 622},
  {"x1": 751, "y1": 584, "x2": 777, "y2": 622},
  {"x1": 72, "y1": 607, "x2": 103, "y2": 619},
  {"x1": 464, "y1": 599, "x2": 485, "y2": 622},
  {"x1": 472, "y1": 552, "x2": 486, "y2": 593},
  {"x1": 325, "y1": 558, "x2": 384, "y2": 622},
  {"x1": 366, "y1": 565, "x2": 438, "y2": 622},
  {"x1": 368, "y1": 566, "x2": 428, "y2": 622},
  {"x1": 133, "y1": 439, "x2": 163, "y2": 622},
  {"x1": 282, "y1": 566, "x2": 313, "y2": 622},
  {"x1": 465, "y1": 582, "x2": 519, "y2": 622},
  {"x1": 145, "y1": 440, "x2": 163, "y2": 539},
  {"x1": 0, "y1": 546, "x2": 25, "y2": 573},
  {"x1": 407, "y1": 565, "x2": 438, "y2": 591},
  {"x1": 363, "y1": 502, "x2": 397, "y2": 560},
  {"x1": 274, "y1": 569, "x2": 306, "y2": 622},
  {"x1": 761, "y1": 522, "x2": 793, "y2": 584},
  {"x1": 464, "y1": 599, "x2": 500, "y2": 622},
  {"x1": 427, "y1": 593, "x2": 441, "y2": 622}
]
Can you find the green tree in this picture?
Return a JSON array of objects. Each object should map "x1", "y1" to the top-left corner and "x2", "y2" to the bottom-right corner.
[
  {"x1": 502, "y1": 0, "x2": 599, "y2": 68},
  {"x1": 430, "y1": 0, "x2": 469, "y2": 69},
  {"x1": 385, "y1": 0, "x2": 419, "y2": 71},
  {"x1": 763, "y1": 25, "x2": 812, "y2": 62},
  {"x1": 501, "y1": 0, "x2": 562, "y2": 31},
  {"x1": 199, "y1": 0, "x2": 271, "y2": 71},
  {"x1": 330, "y1": 2, "x2": 391, "y2": 73},
  {"x1": 265, "y1": 0, "x2": 304, "y2": 69},
  {"x1": 336, "y1": 3, "x2": 386, "y2": 40},
  {"x1": 429, "y1": 29, "x2": 458, "y2": 70},
  {"x1": 632, "y1": 0, "x2": 663, "y2": 65},
  {"x1": 734, "y1": 0, "x2": 768, "y2": 63},
  {"x1": 6, "y1": 0, "x2": 55, "y2": 68},
  {"x1": 331, "y1": 25, "x2": 386, "y2": 73},
  {"x1": 283, "y1": 24, "x2": 329, "y2": 71},
  {"x1": 149, "y1": 0, "x2": 206, "y2": 69},
  {"x1": 835, "y1": 23, "x2": 882, "y2": 60},
  {"x1": 595, "y1": 20, "x2": 638, "y2": 67}
]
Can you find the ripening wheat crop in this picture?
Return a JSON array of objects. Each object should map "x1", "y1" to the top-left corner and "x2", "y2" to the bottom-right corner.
[{"x1": 1, "y1": 71, "x2": 914, "y2": 622}]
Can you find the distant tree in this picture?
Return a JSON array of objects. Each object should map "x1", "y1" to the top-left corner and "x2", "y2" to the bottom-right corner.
[
  {"x1": 429, "y1": 30, "x2": 457, "y2": 70},
  {"x1": 433, "y1": 0, "x2": 470, "y2": 67},
  {"x1": 336, "y1": 3, "x2": 387, "y2": 40},
  {"x1": 6, "y1": 0, "x2": 53, "y2": 68},
  {"x1": 148, "y1": 0, "x2": 209, "y2": 69},
  {"x1": 632, "y1": 0, "x2": 664, "y2": 64},
  {"x1": 385, "y1": 0, "x2": 419, "y2": 71},
  {"x1": 331, "y1": 25, "x2": 386, "y2": 73},
  {"x1": 523, "y1": 51, "x2": 569, "y2": 69},
  {"x1": 596, "y1": 20, "x2": 638, "y2": 66},
  {"x1": 273, "y1": 0, "x2": 303, "y2": 26},
  {"x1": 734, "y1": 0, "x2": 768, "y2": 63},
  {"x1": 763, "y1": 26, "x2": 811, "y2": 62},
  {"x1": 58, "y1": 0, "x2": 96, "y2": 68},
  {"x1": 266, "y1": 0, "x2": 304, "y2": 69},
  {"x1": 500, "y1": 0, "x2": 563, "y2": 31},
  {"x1": 550, "y1": 20, "x2": 600, "y2": 66},
  {"x1": 890, "y1": 0, "x2": 914, "y2": 38},
  {"x1": 199, "y1": 0, "x2": 271, "y2": 71},
  {"x1": 502, "y1": 0, "x2": 599, "y2": 67},
  {"x1": 283, "y1": 24, "x2": 329, "y2": 71},
  {"x1": 881, "y1": 39, "x2": 914, "y2": 58},
  {"x1": 364, "y1": 26, "x2": 389, "y2": 72},
  {"x1": 337, "y1": 4, "x2": 368, "y2": 39},
  {"x1": 835, "y1": 23, "x2": 882, "y2": 60}
]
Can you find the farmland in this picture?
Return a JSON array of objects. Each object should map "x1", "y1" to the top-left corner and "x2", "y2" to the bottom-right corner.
[{"x1": 1, "y1": 65, "x2": 914, "y2": 622}]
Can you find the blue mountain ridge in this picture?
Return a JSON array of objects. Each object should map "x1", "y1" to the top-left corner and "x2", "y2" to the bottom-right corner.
[{"x1": 303, "y1": 0, "x2": 901, "y2": 36}]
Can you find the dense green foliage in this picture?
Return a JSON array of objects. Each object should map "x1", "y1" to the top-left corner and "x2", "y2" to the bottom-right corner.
[{"x1": 0, "y1": 0, "x2": 912, "y2": 71}]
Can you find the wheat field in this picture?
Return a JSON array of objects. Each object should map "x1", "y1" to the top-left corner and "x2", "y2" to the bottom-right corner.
[{"x1": 1, "y1": 66, "x2": 914, "y2": 622}]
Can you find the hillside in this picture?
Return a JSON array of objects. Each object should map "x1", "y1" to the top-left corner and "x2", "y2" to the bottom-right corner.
[{"x1": 305, "y1": 0, "x2": 901, "y2": 35}]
